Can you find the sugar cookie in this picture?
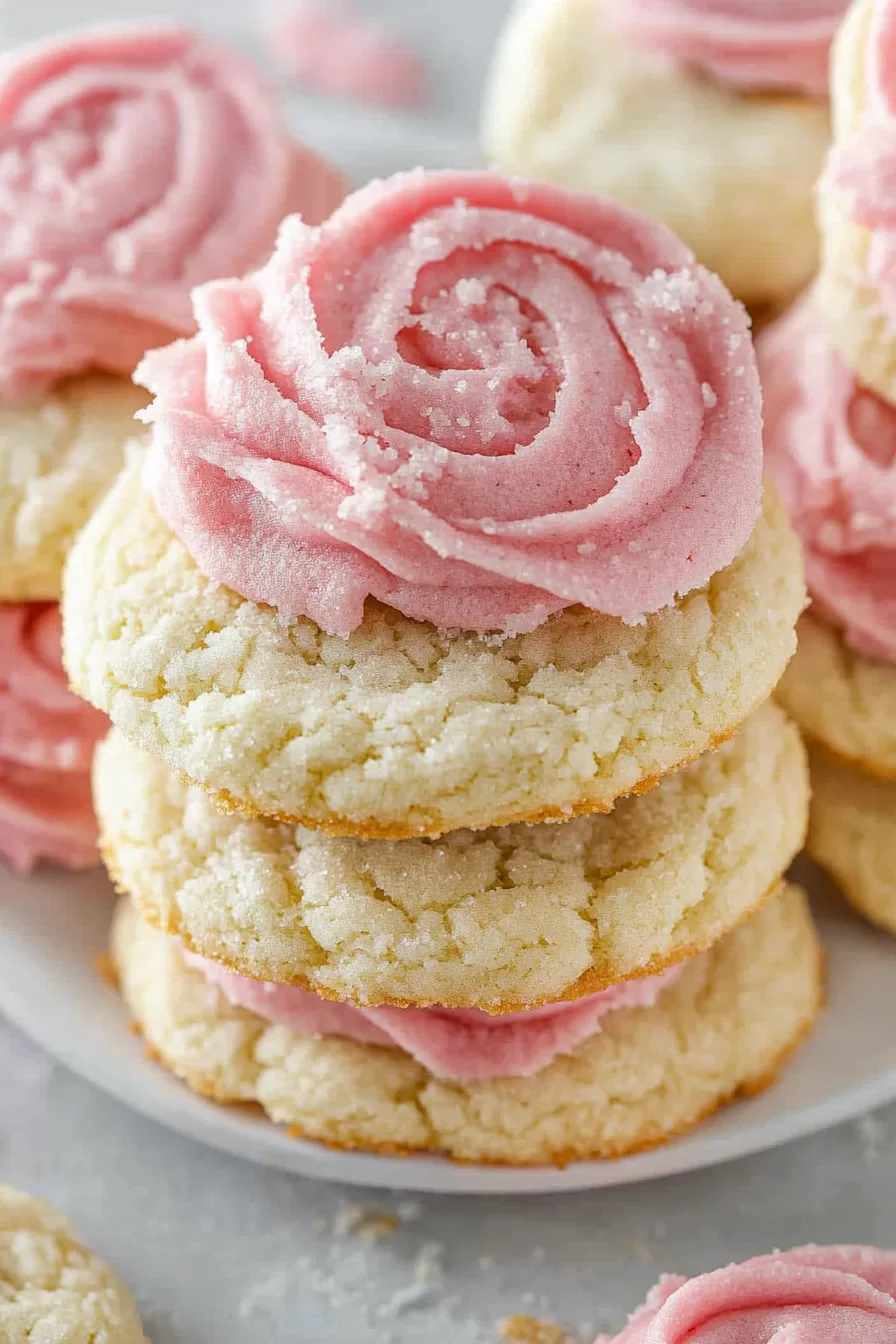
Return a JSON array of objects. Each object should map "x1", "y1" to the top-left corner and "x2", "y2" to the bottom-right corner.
[
  {"x1": 95, "y1": 701, "x2": 808, "y2": 1009},
  {"x1": 0, "y1": 1184, "x2": 145, "y2": 1343},
  {"x1": 808, "y1": 747, "x2": 896, "y2": 934},
  {"x1": 112, "y1": 886, "x2": 822, "y2": 1165},
  {"x1": 482, "y1": 0, "x2": 835, "y2": 309}
]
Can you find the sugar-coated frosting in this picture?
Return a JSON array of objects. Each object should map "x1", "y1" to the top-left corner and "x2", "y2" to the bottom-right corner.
[
  {"x1": 823, "y1": 0, "x2": 896, "y2": 327},
  {"x1": 266, "y1": 1, "x2": 423, "y2": 108},
  {"x1": 187, "y1": 951, "x2": 683, "y2": 1080},
  {"x1": 596, "y1": 1244, "x2": 896, "y2": 1342},
  {"x1": 139, "y1": 169, "x2": 762, "y2": 637},
  {"x1": 0, "y1": 23, "x2": 346, "y2": 401},
  {"x1": 607, "y1": 0, "x2": 846, "y2": 97},
  {"x1": 0, "y1": 602, "x2": 106, "y2": 871},
  {"x1": 759, "y1": 299, "x2": 896, "y2": 663}
]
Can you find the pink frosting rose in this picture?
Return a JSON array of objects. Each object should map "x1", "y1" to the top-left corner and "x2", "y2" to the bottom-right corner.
[
  {"x1": 759, "y1": 299, "x2": 896, "y2": 663},
  {"x1": 596, "y1": 1245, "x2": 896, "y2": 1342},
  {"x1": 607, "y1": 0, "x2": 847, "y2": 97},
  {"x1": 265, "y1": 0, "x2": 423, "y2": 109},
  {"x1": 139, "y1": 169, "x2": 762, "y2": 637},
  {"x1": 187, "y1": 950, "x2": 683, "y2": 1080},
  {"x1": 823, "y1": 0, "x2": 896, "y2": 326},
  {"x1": 0, "y1": 602, "x2": 107, "y2": 872},
  {"x1": 0, "y1": 23, "x2": 347, "y2": 401}
]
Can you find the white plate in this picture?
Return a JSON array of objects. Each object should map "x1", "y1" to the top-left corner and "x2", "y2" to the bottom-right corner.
[{"x1": 1, "y1": 858, "x2": 895, "y2": 1194}]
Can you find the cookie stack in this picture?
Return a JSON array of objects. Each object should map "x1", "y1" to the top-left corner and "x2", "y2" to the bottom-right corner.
[
  {"x1": 0, "y1": 23, "x2": 344, "y2": 875},
  {"x1": 481, "y1": 0, "x2": 846, "y2": 312},
  {"x1": 760, "y1": 0, "x2": 896, "y2": 936},
  {"x1": 66, "y1": 169, "x2": 821, "y2": 1165}
]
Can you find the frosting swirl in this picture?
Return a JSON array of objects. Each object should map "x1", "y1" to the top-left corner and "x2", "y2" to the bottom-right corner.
[
  {"x1": 0, "y1": 23, "x2": 346, "y2": 400},
  {"x1": 759, "y1": 300, "x2": 896, "y2": 663},
  {"x1": 0, "y1": 602, "x2": 106, "y2": 872},
  {"x1": 608, "y1": 0, "x2": 846, "y2": 97},
  {"x1": 139, "y1": 169, "x2": 762, "y2": 637},
  {"x1": 823, "y1": 0, "x2": 896, "y2": 326},
  {"x1": 187, "y1": 950, "x2": 682, "y2": 1080},
  {"x1": 597, "y1": 1245, "x2": 896, "y2": 1342}
]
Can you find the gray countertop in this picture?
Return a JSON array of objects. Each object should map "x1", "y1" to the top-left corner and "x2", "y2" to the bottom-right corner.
[{"x1": 3, "y1": 2, "x2": 896, "y2": 1339}]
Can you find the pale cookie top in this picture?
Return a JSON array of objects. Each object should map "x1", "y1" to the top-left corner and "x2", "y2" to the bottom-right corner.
[
  {"x1": 95, "y1": 701, "x2": 808, "y2": 1009},
  {"x1": 0, "y1": 374, "x2": 146, "y2": 601},
  {"x1": 138, "y1": 167, "x2": 763, "y2": 638},
  {"x1": 777, "y1": 611, "x2": 896, "y2": 779},
  {"x1": 0, "y1": 23, "x2": 345, "y2": 400},
  {"x1": 481, "y1": 0, "x2": 831, "y2": 307},
  {"x1": 0, "y1": 1184, "x2": 145, "y2": 1343},
  {"x1": 64, "y1": 461, "x2": 804, "y2": 836}
]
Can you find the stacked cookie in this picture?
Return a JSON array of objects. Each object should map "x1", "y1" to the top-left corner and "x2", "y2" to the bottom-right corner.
[
  {"x1": 760, "y1": 0, "x2": 896, "y2": 936},
  {"x1": 66, "y1": 170, "x2": 820, "y2": 1165},
  {"x1": 481, "y1": 0, "x2": 847, "y2": 312},
  {"x1": 0, "y1": 23, "x2": 344, "y2": 875}
]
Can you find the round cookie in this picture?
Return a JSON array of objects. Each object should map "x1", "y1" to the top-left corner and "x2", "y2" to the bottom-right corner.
[
  {"x1": 0, "y1": 376, "x2": 146, "y2": 602},
  {"x1": 95, "y1": 701, "x2": 808, "y2": 1010},
  {"x1": 777, "y1": 612, "x2": 896, "y2": 781},
  {"x1": 807, "y1": 747, "x2": 896, "y2": 934},
  {"x1": 112, "y1": 885, "x2": 822, "y2": 1165},
  {"x1": 64, "y1": 460, "x2": 804, "y2": 839},
  {"x1": 817, "y1": 0, "x2": 896, "y2": 404},
  {"x1": 481, "y1": 0, "x2": 830, "y2": 311},
  {"x1": 0, "y1": 1184, "x2": 145, "y2": 1343}
]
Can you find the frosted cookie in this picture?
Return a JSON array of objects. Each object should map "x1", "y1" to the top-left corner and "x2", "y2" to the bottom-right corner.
[
  {"x1": 64, "y1": 170, "x2": 803, "y2": 837},
  {"x1": 112, "y1": 885, "x2": 821, "y2": 1165},
  {"x1": 481, "y1": 0, "x2": 841, "y2": 310},
  {"x1": 818, "y1": 0, "x2": 896, "y2": 403},
  {"x1": 95, "y1": 701, "x2": 808, "y2": 1010},
  {"x1": 0, "y1": 1184, "x2": 145, "y2": 1343},
  {"x1": 759, "y1": 299, "x2": 896, "y2": 779},
  {"x1": 808, "y1": 747, "x2": 896, "y2": 932},
  {"x1": 596, "y1": 1244, "x2": 896, "y2": 1342},
  {"x1": 0, "y1": 23, "x2": 346, "y2": 598},
  {"x1": 0, "y1": 603, "x2": 107, "y2": 872}
]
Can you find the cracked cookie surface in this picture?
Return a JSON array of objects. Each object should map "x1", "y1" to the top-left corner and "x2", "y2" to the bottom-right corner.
[
  {"x1": 0, "y1": 1184, "x2": 145, "y2": 1343},
  {"x1": 95, "y1": 702, "x2": 808, "y2": 1010},
  {"x1": 65, "y1": 461, "x2": 804, "y2": 837},
  {"x1": 808, "y1": 748, "x2": 896, "y2": 934},
  {"x1": 112, "y1": 886, "x2": 822, "y2": 1165},
  {"x1": 777, "y1": 613, "x2": 896, "y2": 781},
  {"x1": 0, "y1": 375, "x2": 146, "y2": 601}
]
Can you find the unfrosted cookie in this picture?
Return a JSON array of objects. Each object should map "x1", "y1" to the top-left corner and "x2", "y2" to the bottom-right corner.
[
  {"x1": 65, "y1": 462, "x2": 804, "y2": 838},
  {"x1": 808, "y1": 748, "x2": 896, "y2": 934},
  {"x1": 0, "y1": 1184, "x2": 145, "y2": 1343},
  {"x1": 95, "y1": 701, "x2": 808, "y2": 1010},
  {"x1": 817, "y1": 0, "x2": 896, "y2": 403},
  {"x1": 0, "y1": 376, "x2": 146, "y2": 602},
  {"x1": 481, "y1": 0, "x2": 831, "y2": 311},
  {"x1": 112, "y1": 885, "x2": 822, "y2": 1165},
  {"x1": 777, "y1": 612, "x2": 896, "y2": 780}
]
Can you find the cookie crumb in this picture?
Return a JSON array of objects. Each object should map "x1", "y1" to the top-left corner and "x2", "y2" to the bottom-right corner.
[
  {"x1": 499, "y1": 1315, "x2": 575, "y2": 1343},
  {"x1": 96, "y1": 951, "x2": 119, "y2": 988}
]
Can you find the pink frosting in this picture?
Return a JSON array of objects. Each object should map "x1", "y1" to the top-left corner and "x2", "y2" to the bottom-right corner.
[
  {"x1": 759, "y1": 299, "x2": 896, "y2": 663},
  {"x1": 607, "y1": 0, "x2": 847, "y2": 97},
  {"x1": 186, "y1": 951, "x2": 683, "y2": 1080},
  {"x1": 0, "y1": 24, "x2": 347, "y2": 401},
  {"x1": 265, "y1": 1, "x2": 423, "y2": 109},
  {"x1": 0, "y1": 602, "x2": 106, "y2": 872},
  {"x1": 596, "y1": 1245, "x2": 896, "y2": 1342},
  {"x1": 138, "y1": 169, "x2": 762, "y2": 637},
  {"x1": 823, "y1": 0, "x2": 896, "y2": 327}
]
